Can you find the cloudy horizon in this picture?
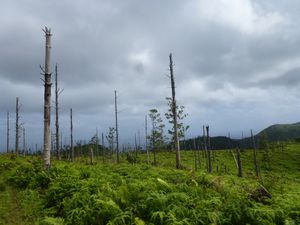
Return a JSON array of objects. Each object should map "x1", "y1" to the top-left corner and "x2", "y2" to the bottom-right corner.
[{"x1": 1, "y1": 0, "x2": 300, "y2": 151}]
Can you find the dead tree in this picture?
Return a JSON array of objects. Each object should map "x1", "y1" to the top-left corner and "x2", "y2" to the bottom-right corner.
[
  {"x1": 236, "y1": 148, "x2": 243, "y2": 177},
  {"x1": 41, "y1": 27, "x2": 52, "y2": 170},
  {"x1": 22, "y1": 127, "x2": 26, "y2": 156},
  {"x1": 206, "y1": 126, "x2": 212, "y2": 173},
  {"x1": 102, "y1": 132, "x2": 105, "y2": 163},
  {"x1": 203, "y1": 125, "x2": 208, "y2": 171},
  {"x1": 15, "y1": 97, "x2": 20, "y2": 156},
  {"x1": 7, "y1": 111, "x2": 9, "y2": 153},
  {"x1": 134, "y1": 133, "x2": 138, "y2": 161},
  {"x1": 251, "y1": 129, "x2": 260, "y2": 177},
  {"x1": 55, "y1": 63, "x2": 62, "y2": 160},
  {"x1": 89, "y1": 148, "x2": 94, "y2": 164},
  {"x1": 70, "y1": 108, "x2": 74, "y2": 162},
  {"x1": 114, "y1": 90, "x2": 120, "y2": 163},
  {"x1": 145, "y1": 115, "x2": 149, "y2": 163},
  {"x1": 169, "y1": 53, "x2": 181, "y2": 169}
]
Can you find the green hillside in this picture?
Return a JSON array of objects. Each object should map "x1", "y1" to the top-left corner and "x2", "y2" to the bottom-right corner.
[
  {"x1": 257, "y1": 122, "x2": 300, "y2": 142},
  {"x1": 184, "y1": 122, "x2": 300, "y2": 149}
]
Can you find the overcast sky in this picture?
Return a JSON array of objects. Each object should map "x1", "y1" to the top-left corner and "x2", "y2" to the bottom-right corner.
[{"x1": 1, "y1": 0, "x2": 300, "y2": 151}]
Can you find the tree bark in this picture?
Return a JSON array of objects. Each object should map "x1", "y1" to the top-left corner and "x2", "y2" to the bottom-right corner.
[
  {"x1": 7, "y1": 111, "x2": 9, "y2": 153},
  {"x1": 145, "y1": 115, "x2": 149, "y2": 163},
  {"x1": 55, "y1": 64, "x2": 61, "y2": 160},
  {"x1": 42, "y1": 27, "x2": 52, "y2": 170},
  {"x1": 169, "y1": 53, "x2": 181, "y2": 169},
  {"x1": 15, "y1": 97, "x2": 20, "y2": 156},
  {"x1": 237, "y1": 148, "x2": 243, "y2": 177},
  {"x1": 206, "y1": 126, "x2": 212, "y2": 173},
  {"x1": 114, "y1": 90, "x2": 120, "y2": 163},
  {"x1": 70, "y1": 108, "x2": 74, "y2": 162}
]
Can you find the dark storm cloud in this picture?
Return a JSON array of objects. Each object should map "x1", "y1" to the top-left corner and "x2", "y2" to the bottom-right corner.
[{"x1": 1, "y1": 0, "x2": 300, "y2": 150}]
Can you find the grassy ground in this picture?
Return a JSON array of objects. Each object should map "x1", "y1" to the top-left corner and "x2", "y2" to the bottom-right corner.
[{"x1": 0, "y1": 142, "x2": 299, "y2": 224}]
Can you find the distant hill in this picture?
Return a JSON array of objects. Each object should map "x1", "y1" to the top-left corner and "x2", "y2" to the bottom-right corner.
[
  {"x1": 183, "y1": 122, "x2": 300, "y2": 150},
  {"x1": 256, "y1": 122, "x2": 300, "y2": 142}
]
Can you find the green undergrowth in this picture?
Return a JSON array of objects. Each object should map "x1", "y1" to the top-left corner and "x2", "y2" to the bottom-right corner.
[{"x1": 0, "y1": 144, "x2": 299, "y2": 225}]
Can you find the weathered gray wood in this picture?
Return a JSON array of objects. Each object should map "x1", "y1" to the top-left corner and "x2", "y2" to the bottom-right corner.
[
  {"x1": 237, "y1": 148, "x2": 243, "y2": 177},
  {"x1": 89, "y1": 148, "x2": 94, "y2": 164},
  {"x1": 7, "y1": 111, "x2": 9, "y2": 153},
  {"x1": 55, "y1": 64, "x2": 61, "y2": 160},
  {"x1": 70, "y1": 108, "x2": 74, "y2": 162},
  {"x1": 22, "y1": 127, "x2": 26, "y2": 156},
  {"x1": 169, "y1": 53, "x2": 181, "y2": 169},
  {"x1": 42, "y1": 27, "x2": 52, "y2": 170},
  {"x1": 145, "y1": 115, "x2": 149, "y2": 163},
  {"x1": 15, "y1": 97, "x2": 20, "y2": 156},
  {"x1": 206, "y1": 126, "x2": 212, "y2": 173},
  {"x1": 114, "y1": 90, "x2": 120, "y2": 163}
]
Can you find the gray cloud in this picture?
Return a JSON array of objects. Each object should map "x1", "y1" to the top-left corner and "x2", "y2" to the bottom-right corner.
[{"x1": 1, "y1": 0, "x2": 300, "y2": 150}]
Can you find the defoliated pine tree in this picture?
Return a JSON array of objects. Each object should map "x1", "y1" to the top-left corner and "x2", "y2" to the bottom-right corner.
[{"x1": 148, "y1": 108, "x2": 165, "y2": 166}]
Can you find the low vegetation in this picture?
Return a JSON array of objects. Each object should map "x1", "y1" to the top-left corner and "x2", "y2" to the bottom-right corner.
[{"x1": 0, "y1": 142, "x2": 299, "y2": 225}]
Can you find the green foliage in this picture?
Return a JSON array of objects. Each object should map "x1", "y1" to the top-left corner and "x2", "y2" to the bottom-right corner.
[
  {"x1": 165, "y1": 97, "x2": 189, "y2": 141},
  {"x1": 0, "y1": 142, "x2": 299, "y2": 225}
]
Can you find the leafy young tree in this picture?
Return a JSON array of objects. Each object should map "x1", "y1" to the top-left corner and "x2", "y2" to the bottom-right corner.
[
  {"x1": 106, "y1": 127, "x2": 115, "y2": 161},
  {"x1": 165, "y1": 97, "x2": 189, "y2": 144},
  {"x1": 148, "y1": 109, "x2": 165, "y2": 165}
]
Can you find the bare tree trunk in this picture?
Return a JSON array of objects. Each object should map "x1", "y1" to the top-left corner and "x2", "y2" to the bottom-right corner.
[
  {"x1": 42, "y1": 27, "x2": 52, "y2": 170},
  {"x1": 152, "y1": 120, "x2": 157, "y2": 166},
  {"x1": 145, "y1": 115, "x2": 149, "y2": 163},
  {"x1": 203, "y1": 125, "x2": 208, "y2": 171},
  {"x1": 55, "y1": 64, "x2": 61, "y2": 160},
  {"x1": 193, "y1": 138, "x2": 198, "y2": 170},
  {"x1": 135, "y1": 133, "x2": 138, "y2": 161},
  {"x1": 206, "y1": 126, "x2": 212, "y2": 173},
  {"x1": 251, "y1": 129, "x2": 260, "y2": 177},
  {"x1": 102, "y1": 132, "x2": 105, "y2": 163},
  {"x1": 22, "y1": 127, "x2": 26, "y2": 156},
  {"x1": 79, "y1": 141, "x2": 83, "y2": 163},
  {"x1": 7, "y1": 111, "x2": 9, "y2": 153},
  {"x1": 94, "y1": 128, "x2": 98, "y2": 158},
  {"x1": 89, "y1": 148, "x2": 94, "y2": 164},
  {"x1": 15, "y1": 97, "x2": 20, "y2": 156},
  {"x1": 236, "y1": 148, "x2": 243, "y2": 177},
  {"x1": 169, "y1": 53, "x2": 181, "y2": 169},
  {"x1": 70, "y1": 108, "x2": 74, "y2": 162},
  {"x1": 114, "y1": 90, "x2": 120, "y2": 163}
]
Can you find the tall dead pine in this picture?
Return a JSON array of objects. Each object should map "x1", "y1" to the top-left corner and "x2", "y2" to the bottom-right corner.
[
  {"x1": 15, "y1": 97, "x2": 20, "y2": 156},
  {"x1": 55, "y1": 64, "x2": 62, "y2": 160},
  {"x1": 169, "y1": 53, "x2": 181, "y2": 169},
  {"x1": 145, "y1": 115, "x2": 149, "y2": 163},
  {"x1": 251, "y1": 129, "x2": 260, "y2": 177},
  {"x1": 206, "y1": 126, "x2": 212, "y2": 173},
  {"x1": 7, "y1": 111, "x2": 9, "y2": 153},
  {"x1": 42, "y1": 27, "x2": 52, "y2": 170},
  {"x1": 236, "y1": 148, "x2": 243, "y2": 177},
  {"x1": 70, "y1": 108, "x2": 74, "y2": 162},
  {"x1": 114, "y1": 90, "x2": 120, "y2": 163}
]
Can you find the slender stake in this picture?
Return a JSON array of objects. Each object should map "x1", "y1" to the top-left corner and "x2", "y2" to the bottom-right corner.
[
  {"x1": 206, "y1": 126, "x2": 212, "y2": 173},
  {"x1": 114, "y1": 90, "x2": 120, "y2": 163},
  {"x1": 55, "y1": 63, "x2": 61, "y2": 160},
  {"x1": 169, "y1": 53, "x2": 181, "y2": 169},
  {"x1": 145, "y1": 115, "x2": 149, "y2": 163},
  {"x1": 7, "y1": 111, "x2": 9, "y2": 153},
  {"x1": 15, "y1": 97, "x2": 20, "y2": 156},
  {"x1": 70, "y1": 108, "x2": 74, "y2": 162}
]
